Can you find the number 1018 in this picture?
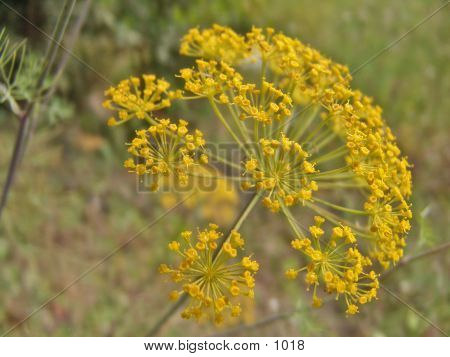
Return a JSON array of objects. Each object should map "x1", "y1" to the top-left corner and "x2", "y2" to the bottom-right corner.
[{"x1": 274, "y1": 339, "x2": 305, "y2": 350}]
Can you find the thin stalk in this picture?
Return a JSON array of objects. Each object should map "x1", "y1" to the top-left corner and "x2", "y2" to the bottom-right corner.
[
  {"x1": 187, "y1": 172, "x2": 247, "y2": 182},
  {"x1": 0, "y1": 0, "x2": 76, "y2": 221},
  {"x1": 281, "y1": 204, "x2": 305, "y2": 238},
  {"x1": 226, "y1": 99, "x2": 253, "y2": 150},
  {"x1": 290, "y1": 105, "x2": 320, "y2": 142},
  {"x1": 313, "y1": 197, "x2": 368, "y2": 216},
  {"x1": 43, "y1": 0, "x2": 92, "y2": 102},
  {"x1": 207, "y1": 152, "x2": 242, "y2": 171},
  {"x1": 209, "y1": 97, "x2": 249, "y2": 155},
  {"x1": 306, "y1": 202, "x2": 373, "y2": 239},
  {"x1": 318, "y1": 181, "x2": 367, "y2": 189},
  {"x1": 213, "y1": 193, "x2": 261, "y2": 260},
  {"x1": 41, "y1": 0, "x2": 77, "y2": 85},
  {"x1": 314, "y1": 131, "x2": 337, "y2": 151},
  {"x1": 309, "y1": 166, "x2": 352, "y2": 179},
  {"x1": 313, "y1": 145, "x2": 347, "y2": 164},
  {"x1": 382, "y1": 241, "x2": 450, "y2": 280},
  {"x1": 301, "y1": 117, "x2": 329, "y2": 146}
]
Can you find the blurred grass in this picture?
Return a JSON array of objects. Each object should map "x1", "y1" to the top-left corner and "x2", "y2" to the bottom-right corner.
[{"x1": 0, "y1": 0, "x2": 449, "y2": 336}]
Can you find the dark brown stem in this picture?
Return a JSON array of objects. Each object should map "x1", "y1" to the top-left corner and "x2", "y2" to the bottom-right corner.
[
  {"x1": 0, "y1": 0, "x2": 82, "y2": 221},
  {"x1": 0, "y1": 110, "x2": 31, "y2": 219}
]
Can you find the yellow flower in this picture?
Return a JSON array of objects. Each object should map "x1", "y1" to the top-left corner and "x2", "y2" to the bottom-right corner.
[
  {"x1": 159, "y1": 224, "x2": 258, "y2": 323},
  {"x1": 168, "y1": 241, "x2": 180, "y2": 251},
  {"x1": 346, "y1": 304, "x2": 359, "y2": 315},
  {"x1": 285, "y1": 268, "x2": 299, "y2": 280}
]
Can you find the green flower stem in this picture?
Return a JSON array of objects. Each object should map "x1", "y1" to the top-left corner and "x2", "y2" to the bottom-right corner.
[
  {"x1": 187, "y1": 172, "x2": 247, "y2": 181},
  {"x1": 290, "y1": 105, "x2": 320, "y2": 142},
  {"x1": 209, "y1": 97, "x2": 250, "y2": 156},
  {"x1": 306, "y1": 202, "x2": 374, "y2": 239},
  {"x1": 313, "y1": 197, "x2": 369, "y2": 216},
  {"x1": 212, "y1": 193, "x2": 261, "y2": 260},
  {"x1": 314, "y1": 131, "x2": 338, "y2": 151},
  {"x1": 317, "y1": 181, "x2": 367, "y2": 189},
  {"x1": 225, "y1": 93, "x2": 253, "y2": 150},
  {"x1": 308, "y1": 166, "x2": 352, "y2": 178},
  {"x1": 301, "y1": 117, "x2": 329, "y2": 146},
  {"x1": 313, "y1": 145, "x2": 347, "y2": 164},
  {"x1": 207, "y1": 152, "x2": 242, "y2": 171},
  {"x1": 281, "y1": 204, "x2": 305, "y2": 239}
]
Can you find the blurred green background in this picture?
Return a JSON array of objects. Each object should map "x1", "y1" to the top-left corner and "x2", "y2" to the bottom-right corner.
[{"x1": 0, "y1": 0, "x2": 449, "y2": 336}]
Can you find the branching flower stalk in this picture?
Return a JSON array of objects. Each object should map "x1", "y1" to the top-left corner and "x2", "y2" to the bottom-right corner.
[
  {"x1": 104, "y1": 25, "x2": 413, "y2": 326},
  {"x1": 0, "y1": 0, "x2": 82, "y2": 221}
]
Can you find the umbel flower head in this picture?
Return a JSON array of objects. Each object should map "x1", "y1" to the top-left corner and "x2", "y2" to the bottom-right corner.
[
  {"x1": 104, "y1": 25, "x2": 412, "y2": 320},
  {"x1": 180, "y1": 24, "x2": 250, "y2": 65},
  {"x1": 242, "y1": 133, "x2": 319, "y2": 212},
  {"x1": 159, "y1": 224, "x2": 259, "y2": 324},
  {"x1": 103, "y1": 74, "x2": 181, "y2": 126},
  {"x1": 285, "y1": 216, "x2": 379, "y2": 314},
  {"x1": 124, "y1": 118, "x2": 208, "y2": 191}
]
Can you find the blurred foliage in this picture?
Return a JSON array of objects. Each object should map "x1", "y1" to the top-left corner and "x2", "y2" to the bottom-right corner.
[
  {"x1": 0, "y1": 28, "x2": 42, "y2": 116},
  {"x1": 0, "y1": 0, "x2": 449, "y2": 336}
]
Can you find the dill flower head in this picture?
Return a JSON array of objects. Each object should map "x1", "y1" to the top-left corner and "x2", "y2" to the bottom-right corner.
[
  {"x1": 124, "y1": 118, "x2": 207, "y2": 191},
  {"x1": 286, "y1": 216, "x2": 379, "y2": 314},
  {"x1": 104, "y1": 25, "x2": 413, "y2": 318},
  {"x1": 178, "y1": 59, "x2": 243, "y2": 100},
  {"x1": 233, "y1": 80, "x2": 293, "y2": 124},
  {"x1": 242, "y1": 133, "x2": 318, "y2": 212},
  {"x1": 180, "y1": 25, "x2": 250, "y2": 65},
  {"x1": 103, "y1": 74, "x2": 181, "y2": 126},
  {"x1": 159, "y1": 224, "x2": 259, "y2": 324}
]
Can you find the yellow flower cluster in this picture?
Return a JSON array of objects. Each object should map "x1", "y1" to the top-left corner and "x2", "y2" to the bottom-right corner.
[
  {"x1": 233, "y1": 81, "x2": 293, "y2": 124},
  {"x1": 242, "y1": 134, "x2": 318, "y2": 212},
  {"x1": 159, "y1": 224, "x2": 259, "y2": 324},
  {"x1": 104, "y1": 25, "x2": 413, "y2": 318},
  {"x1": 124, "y1": 118, "x2": 207, "y2": 191},
  {"x1": 182, "y1": 26, "x2": 352, "y2": 105},
  {"x1": 103, "y1": 74, "x2": 181, "y2": 126},
  {"x1": 286, "y1": 217, "x2": 379, "y2": 314},
  {"x1": 179, "y1": 59, "x2": 243, "y2": 100},
  {"x1": 180, "y1": 24, "x2": 249, "y2": 65},
  {"x1": 180, "y1": 60, "x2": 293, "y2": 126},
  {"x1": 258, "y1": 28, "x2": 351, "y2": 104},
  {"x1": 323, "y1": 90, "x2": 412, "y2": 268}
]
